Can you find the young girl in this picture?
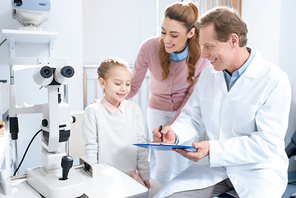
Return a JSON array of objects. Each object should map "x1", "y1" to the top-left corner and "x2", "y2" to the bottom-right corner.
[{"x1": 82, "y1": 57, "x2": 150, "y2": 188}]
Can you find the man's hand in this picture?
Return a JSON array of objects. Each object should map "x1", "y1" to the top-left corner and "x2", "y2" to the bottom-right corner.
[
  {"x1": 152, "y1": 125, "x2": 176, "y2": 144},
  {"x1": 173, "y1": 141, "x2": 209, "y2": 162}
]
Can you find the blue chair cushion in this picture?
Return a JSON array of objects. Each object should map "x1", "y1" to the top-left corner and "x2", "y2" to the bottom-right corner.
[{"x1": 217, "y1": 193, "x2": 235, "y2": 198}]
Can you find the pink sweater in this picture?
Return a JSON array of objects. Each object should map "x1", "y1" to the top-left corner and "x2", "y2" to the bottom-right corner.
[{"x1": 126, "y1": 37, "x2": 210, "y2": 124}]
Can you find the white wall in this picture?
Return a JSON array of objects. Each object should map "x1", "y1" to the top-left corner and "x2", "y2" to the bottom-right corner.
[
  {"x1": 242, "y1": 0, "x2": 296, "y2": 171},
  {"x1": 242, "y1": 0, "x2": 281, "y2": 65},
  {"x1": 83, "y1": 0, "x2": 157, "y2": 65},
  {"x1": 0, "y1": 0, "x2": 83, "y2": 174}
]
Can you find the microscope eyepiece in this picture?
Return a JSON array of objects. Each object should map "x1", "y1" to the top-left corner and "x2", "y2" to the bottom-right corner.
[
  {"x1": 40, "y1": 66, "x2": 53, "y2": 78},
  {"x1": 60, "y1": 66, "x2": 74, "y2": 78},
  {"x1": 54, "y1": 66, "x2": 75, "y2": 84},
  {"x1": 13, "y1": 0, "x2": 22, "y2": 6},
  {"x1": 33, "y1": 66, "x2": 54, "y2": 86},
  {"x1": 33, "y1": 65, "x2": 75, "y2": 86}
]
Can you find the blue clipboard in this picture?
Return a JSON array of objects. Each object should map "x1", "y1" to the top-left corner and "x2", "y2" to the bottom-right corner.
[{"x1": 133, "y1": 143, "x2": 197, "y2": 152}]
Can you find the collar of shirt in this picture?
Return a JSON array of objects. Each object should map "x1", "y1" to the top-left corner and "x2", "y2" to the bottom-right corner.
[
  {"x1": 223, "y1": 47, "x2": 256, "y2": 91},
  {"x1": 169, "y1": 45, "x2": 188, "y2": 62},
  {"x1": 101, "y1": 97, "x2": 124, "y2": 114}
]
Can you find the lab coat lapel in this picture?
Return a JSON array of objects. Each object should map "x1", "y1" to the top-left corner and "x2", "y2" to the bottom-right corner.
[
  {"x1": 233, "y1": 51, "x2": 265, "y2": 92},
  {"x1": 212, "y1": 69, "x2": 228, "y2": 95},
  {"x1": 224, "y1": 51, "x2": 264, "y2": 97},
  {"x1": 242, "y1": 51, "x2": 265, "y2": 79}
]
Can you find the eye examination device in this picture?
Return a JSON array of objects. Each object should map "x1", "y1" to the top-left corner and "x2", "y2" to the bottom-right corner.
[
  {"x1": 12, "y1": 0, "x2": 51, "y2": 27},
  {"x1": 9, "y1": 65, "x2": 85, "y2": 198}
]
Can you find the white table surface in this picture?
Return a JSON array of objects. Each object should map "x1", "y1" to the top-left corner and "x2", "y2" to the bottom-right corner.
[{"x1": 0, "y1": 163, "x2": 149, "y2": 198}]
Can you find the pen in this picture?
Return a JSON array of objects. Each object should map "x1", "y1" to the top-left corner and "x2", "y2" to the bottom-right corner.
[{"x1": 159, "y1": 125, "x2": 163, "y2": 143}]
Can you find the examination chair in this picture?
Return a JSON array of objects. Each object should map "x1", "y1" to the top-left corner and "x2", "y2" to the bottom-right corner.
[
  {"x1": 285, "y1": 130, "x2": 296, "y2": 198},
  {"x1": 286, "y1": 131, "x2": 296, "y2": 159},
  {"x1": 216, "y1": 192, "x2": 235, "y2": 198},
  {"x1": 214, "y1": 190, "x2": 236, "y2": 198}
]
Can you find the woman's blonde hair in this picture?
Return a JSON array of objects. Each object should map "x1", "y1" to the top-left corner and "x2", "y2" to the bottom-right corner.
[
  {"x1": 158, "y1": 2, "x2": 201, "y2": 91},
  {"x1": 97, "y1": 57, "x2": 130, "y2": 80}
]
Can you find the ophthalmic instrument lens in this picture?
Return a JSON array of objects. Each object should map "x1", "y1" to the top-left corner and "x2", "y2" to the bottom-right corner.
[
  {"x1": 61, "y1": 66, "x2": 74, "y2": 78},
  {"x1": 40, "y1": 66, "x2": 53, "y2": 78}
]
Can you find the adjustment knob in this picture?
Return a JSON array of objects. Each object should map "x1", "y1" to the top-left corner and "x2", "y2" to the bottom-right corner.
[
  {"x1": 42, "y1": 119, "x2": 48, "y2": 127},
  {"x1": 60, "y1": 155, "x2": 73, "y2": 180}
]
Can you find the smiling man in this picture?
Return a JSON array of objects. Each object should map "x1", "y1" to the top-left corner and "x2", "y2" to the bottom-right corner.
[{"x1": 152, "y1": 6, "x2": 292, "y2": 198}]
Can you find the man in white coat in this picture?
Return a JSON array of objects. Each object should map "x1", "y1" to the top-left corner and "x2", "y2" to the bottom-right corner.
[{"x1": 152, "y1": 6, "x2": 291, "y2": 198}]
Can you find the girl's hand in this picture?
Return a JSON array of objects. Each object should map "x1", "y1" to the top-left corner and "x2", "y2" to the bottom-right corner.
[
  {"x1": 143, "y1": 180, "x2": 150, "y2": 188},
  {"x1": 91, "y1": 99, "x2": 99, "y2": 104}
]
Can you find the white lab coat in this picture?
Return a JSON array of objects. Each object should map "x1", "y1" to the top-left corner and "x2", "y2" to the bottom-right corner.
[{"x1": 153, "y1": 50, "x2": 291, "y2": 198}]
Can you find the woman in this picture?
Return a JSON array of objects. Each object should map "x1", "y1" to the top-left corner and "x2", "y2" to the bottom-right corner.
[{"x1": 126, "y1": 2, "x2": 210, "y2": 185}]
